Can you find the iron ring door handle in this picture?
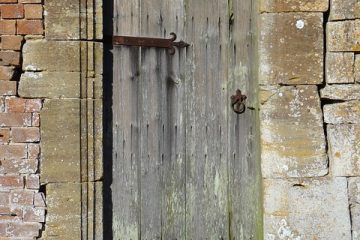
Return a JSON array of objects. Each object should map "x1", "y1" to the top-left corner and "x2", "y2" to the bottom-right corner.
[{"x1": 231, "y1": 89, "x2": 247, "y2": 114}]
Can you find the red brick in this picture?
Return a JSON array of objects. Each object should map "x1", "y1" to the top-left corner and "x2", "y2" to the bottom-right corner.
[
  {"x1": 25, "y1": 99, "x2": 41, "y2": 112},
  {"x1": 3, "y1": 222, "x2": 41, "y2": 237},
  {"x1": 0, "y1": 51, "x2": 21, "y2": 66},
  {"x1": 1, "y1": 158, "x2": 38, "y2": 174},
  {"x1": 0, "y1": 4, "x2": 24, "y2": 19},
  {"x1": 0, "y1": 144, "x2": 27, "y2": 159},
  {"x1": 0, "y1": 113, "x2": 32, "y2": 126},
  {"x1": 0, "y1": 128, "x2": 10, "y2": 144},
  {"x1": 20, "y1": 0, "x2": 41, "y2": 2},
  {"x1": 0, "y1": 36, "x2": 23, "y2": 51},
  {"x1": 0, "y1": 0, "x2": 18, "y2": 3},
  {"x1": 5, "y1": 98, "x2": 26, "y2": 112},
  {"x1": 0, "y1": 20, "x2": 16, "y2": 34},
  {"x1": 0, "y1": 176, "x2": 24, "y2": 189},
  {"x1": 10, "y1": 190, "x2": 33, "y2": 205},
  {"x1": 0, "y1": 66, "x2": 15, "y2": 80},
  {"x1": 16, "y1": 20, "x2": 43, "y2": 35},
  {"x1": 27, "y1": 144, "x2": 39, "y2": 159},
  {"x1": 23, "y1": 207, "x2": 45, "y2": 222},
  {"x1": 0, "y1": 81, "x2": 16, "y2": 96},
  {"x1": 12, "y1": 127, "x2": 40, "y2": 142},
  {"x1": 31, "y1": 113, "x2": 39, "y2": 126},
  {"x1": 0, "y1": 192, "x2": 10, "y2": 206},
  {"x1": 24, "y1": 4, "x2": 42, "y2": 19},
  {"x1": 25, "y1": 174, "x2": 39, "y2": 189},
  {"x1": 33, "y1": 192, "x2": 45, "y2": 207}
]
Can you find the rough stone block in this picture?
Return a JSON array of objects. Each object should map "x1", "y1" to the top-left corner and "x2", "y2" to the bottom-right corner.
[
  {"x1": 330, "y1": 0, "x2": 360, "y2": 20},
  {"x1": 260, "y1": 0, "x2": 328, "y2": 12},
  {"x1": 355, "y1": 55, "x2": 360, "y2": 83},
  {"x1": 349, "y1": 177, "x2": 360, "y2": 205},
  {"x1": 328, "y1": 125, "x2": 360, "y2": 176},
  {"x1": 320, "y1": 84, "x2": 360, "y2": 100},
  {"x1": 41, "y1": 183, "x2": 81, "y2": 239},
  {"x1": 326, "y1": 52, "x2": 354, "y2": 84},
  {"x1": 23, "y1": 40, "x2": 80, "y2": 72},
  {"x1": 260, "y1": 13, "x2": 323, "y2": 85},
  {"x1": 264, "y1": 178, "x2": 351, "y2": 240},
  {"x1": 324, "y1": 101, "x2": 360, "y2": 124},
  {"x1": 351, "y1": 205, "x2": 360, "y2": 240},
  {"x1": 261, "y1": 85, "x2": 327, "y2": 178},
  {"x1": 41, "y1": 99, "x2": 81, "y2": 183},
  {"x1": 327, "y1": 20, "x2": 360, "y2": 51},
  {"x1": 19, "y1": 72, "x2": 81, "y2": 98}
]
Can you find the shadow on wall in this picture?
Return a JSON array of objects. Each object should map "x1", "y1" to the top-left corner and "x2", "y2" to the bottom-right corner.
[{"x1": 103, "y1": 0, "x2": 114, "y2": 239}]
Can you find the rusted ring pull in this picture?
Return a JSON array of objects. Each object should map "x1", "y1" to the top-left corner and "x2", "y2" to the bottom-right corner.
[{"x1": 231, "y1": 89, "x2": 247, "y2": 114}]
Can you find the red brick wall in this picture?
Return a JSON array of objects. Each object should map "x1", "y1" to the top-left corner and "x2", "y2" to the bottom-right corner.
[{"x1": 0, "y1": 0, "x2": 45, "y2": 238}]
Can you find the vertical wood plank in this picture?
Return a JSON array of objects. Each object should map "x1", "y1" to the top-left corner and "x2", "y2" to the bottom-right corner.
[
  {"x1": 185, "y1": 0, "x2": 230, "y2": 238},
  {"x1": 112, "y1": 0, "x2": 141, "y2": 239}
]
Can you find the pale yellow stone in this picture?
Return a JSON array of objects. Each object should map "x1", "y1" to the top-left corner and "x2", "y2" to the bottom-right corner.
[
  {"x1": 330, "y1": 0, "x2": 360, "y2": 20},
  {"x1": 261, "y1": 0, "x2": 328, "y2": 13},
  {"x1": 264, "y1": 178, "x2": 351, "y2": 240},
  {"x1": 326, "y1": 52, "x2": 354, "y2": 84},
  {"x1": 327, "y1": 20, "x2": 360, "y2": 52},
  {"x1": 320, "y1": 84, "x2": 360, "y2": 100},
  {"x1": 324, "y1": 101, "x2": 360, "y2": 124},
  {"x1": 261, "y1": 85, "x2": 327, "y2": 178},
  {"x1": 328, "y1": 125, "x2": 360, "y2": 176},
  {"x1": 260, "y1": 13, "x2": 323, "y2": 85}
]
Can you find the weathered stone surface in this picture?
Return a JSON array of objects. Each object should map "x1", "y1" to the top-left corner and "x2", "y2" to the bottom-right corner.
[
  {"x1": 326, "y1": 52, "x2": 354, "y2": 84},
  {"x1": 327, "y1": 20, "x2": 360, "y2": 52},
  {"x1": 328, "y1": 125, "x2": 360, "y2": 176},
  {"x1": 349, "y1": 177, "x2": 360, "y2": 205},
  {"x1": 260, "y1": 13, "x2": 323, "y2": 85},
  {"x1": 320, "y1": 84, "x2": 360, "y2": 100},
  {"x1": 23, "y1": 40, "x2": 80, "y2": 72},
  {"x1": 261, "y1": 85, "x2": 327, "y2": 178},
  {"x1": 41, "y1": 183, "x2": 81, "y2": 239},
  {"x1": 19, "y1": 72, "x2": 81, "y2": 98},
  {"x1": 330, "y1": 0, "x2": 360, "y2": 20},
  {"x1": 45, "y1": 0, "x2": 80, "y2": 39},
  {"x1": 264, "y1": 178, "x2": 351, "y2": 240},
  {"x1": 355, "y1": 55, "x2": 360, "y2": 83},
  {"x1": 260, "y1": 0, "x2": 328, "y2": 13},
  {"x1": 324, "y1": 101, "x2": 360, "y2": 124},
  {"x1": 41, "y1": 99, "x2": 80, "y2": 183},
  {"x1": 351, "y1": 205, "x2": 360, "y2": 240}
]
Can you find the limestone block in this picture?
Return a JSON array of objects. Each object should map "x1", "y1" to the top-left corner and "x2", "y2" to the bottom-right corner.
[
  {"x1": 41, "y1": 99, "x2": 81, "y2": 183},
  {"x1": 355, "y1": 55, "x2": 360, "y2": 83},
  {"x1": 349, "y1": 177, "x2": 360, "y2": 205},
  {"x1": 260, "y1": 0, "x2": 328, "y2": 13},
  {"x1": 23, "y1": 40, "x2": 80, "y2": 72},
  {"x1": 320, "y1": 84, "x2": 360, "y2": 100},
  {"x1": 324, "y1": 101, "x2": 360, "y2": 124},
  {"x1": 19, "y1": 72, "x2": 81, "y2": 98},
  {"x1": 261, "y1": 85, "x2": 327, "y2": 178},
  {"x1": 330, "y1": 0, "x2": 360, "y2": 20},
  {"x1": 352, "y1": 205, "x2": 360, "y2": 240},
  {"x1": 260, "y1": 13, "x2": 323, "y2": 85},
  {"x1": 326, "y1": 52, "x2": 354, "y2": 84},
  {"x1": 328, "y1": 125, "x2": 360, "y2": 176},
  {"x1": 41, "y1": 183, "x2": 81, "y2": 240},
  {"x1": 327, "y1": 20, "x2": 360, "y2": 52},
  {"x1": 264, "y1": 178, "x2": 351, "y2": 240}
]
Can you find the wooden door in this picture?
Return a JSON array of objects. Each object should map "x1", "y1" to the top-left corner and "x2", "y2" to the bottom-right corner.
[{"x1": 112, "y1": 0, "x2": 261, "y2": 239}]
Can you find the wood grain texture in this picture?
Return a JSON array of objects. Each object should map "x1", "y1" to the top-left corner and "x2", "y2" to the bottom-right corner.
[{"x1": 112, "y1": 0, "x2": 261, "y2": 238}]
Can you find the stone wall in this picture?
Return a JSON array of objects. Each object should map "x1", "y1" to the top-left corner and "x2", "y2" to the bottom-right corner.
[
  {"x1": 0, "y1": 0, "x2": 45, "y2": 238},
  {"x1": 260, "y1": 0, "x2": 359, "y2": 239},
  {"x1": 1, "y1": 0, "x2": 103, "y2": 239}
]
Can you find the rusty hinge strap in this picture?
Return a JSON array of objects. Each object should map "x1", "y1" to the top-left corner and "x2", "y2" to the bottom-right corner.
[{"x1": 112, "y1": 32, "x2": 189, "y2": 55}]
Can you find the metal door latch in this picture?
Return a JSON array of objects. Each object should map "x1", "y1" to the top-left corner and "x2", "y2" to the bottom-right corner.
[
  {"x1": 231, "y1": 89, "x2": 247, "y2": 114},
  {"x1": 112, "y1": 32, "x2": 189, "y2": 55}
]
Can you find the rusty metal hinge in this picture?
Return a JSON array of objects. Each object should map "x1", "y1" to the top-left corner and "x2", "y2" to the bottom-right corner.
[{"x1": 112, "y1": 32, "x2": 189, "y2": 55}]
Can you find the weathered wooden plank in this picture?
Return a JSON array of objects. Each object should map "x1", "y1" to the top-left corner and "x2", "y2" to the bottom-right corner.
[
  {"x1": 139, "y1": 0, "x2": 164, "y2": 238},
  {"x1": 228, "y1": 0, "x2": 262, "y2": 239},
  {"x1": 112, "y1": 0, "x2": 141, "y2": 239},
  {"x1": 185, "y1": 0, "x2": 229, "y2": 238},
  {"x1": 159, "y1": 0, "x2": 187, "y2": 238}
]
